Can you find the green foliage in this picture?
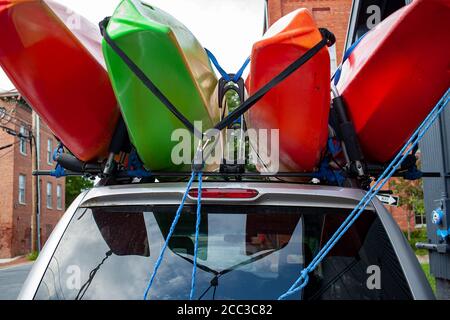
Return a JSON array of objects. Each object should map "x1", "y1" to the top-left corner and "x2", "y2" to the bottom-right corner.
[
  {"x1": 389, "y1": 178, "x2": 424, "y2": 214},
  {"x1": 403, "y1": 227, "x2": 428, "y2": 256},
  {"x1": 225, "y1": 89, "x2": 241, "y2": 111},
  {"x1": 27, "y1": 251, "x2": 38, "y2": 261},
  {"x1": 65, "y1": 176, "x2": 94, "y2": 207},
  {"x1": 389, "y1": 178, "x2": 425, "y2": 240},
  {"x1": 421, "y1": 263, "x2": 436, "y2": 294}
]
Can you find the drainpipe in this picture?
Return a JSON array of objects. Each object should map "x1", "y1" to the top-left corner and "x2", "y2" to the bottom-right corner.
[
  {"x1": 31, "y1": 111, "x2": 41, "y2": 253},
  {"x1": 35, "y1": 113, "x2": 41, "y2": 253}
]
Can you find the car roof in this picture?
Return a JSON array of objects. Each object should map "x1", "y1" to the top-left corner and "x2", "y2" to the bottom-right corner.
[{"x1": 79, "y1": 181, "x2": 373, "y2": 210}]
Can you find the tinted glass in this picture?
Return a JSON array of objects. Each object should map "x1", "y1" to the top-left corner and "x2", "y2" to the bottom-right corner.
[{"x1": 35, "y1": 205, "x2": 412, "y2": 300}]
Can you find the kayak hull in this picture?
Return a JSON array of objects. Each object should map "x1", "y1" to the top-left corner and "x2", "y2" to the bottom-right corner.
[
  {"x1": 0, "y1": 0, "x2": 119, "y2": 161},
  {"x1": 103, "y1": 0, "x2": 218, "y2": 171},
  {"x1": 246, "y1": 9, "x2": 331, "y2": 173},
  {"x1": 336, "y1": 0, "x2": 450, "y2": 164}
]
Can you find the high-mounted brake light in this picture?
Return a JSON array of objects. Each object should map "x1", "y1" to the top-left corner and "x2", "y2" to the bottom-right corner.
[{"x1": 188, "y1": 188, "x2": 259, "y2": 199}]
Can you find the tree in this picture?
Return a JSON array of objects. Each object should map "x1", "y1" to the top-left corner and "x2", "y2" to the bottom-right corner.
[
  {"x1": 389, "y1": 178, "x2": 425, "y2": 240},
  {"x1": 65, "y1": 176, "x2": 94, "y2": 207}
]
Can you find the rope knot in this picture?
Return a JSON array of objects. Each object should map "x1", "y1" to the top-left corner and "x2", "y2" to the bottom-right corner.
[
  {"x1": 298, "y1": 269, "x2": 310, "y2": 289},
  {"x1": 210, "y1": 276, "x2": 219, "y2": 287}
]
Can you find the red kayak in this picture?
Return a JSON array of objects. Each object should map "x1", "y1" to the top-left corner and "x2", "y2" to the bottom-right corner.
[
  {"x1": 336, "y1": 0, "x2": 450, "y2": 164},
  {"x1": 0, "y1": 0, "x2": 119, "y2": 162},
  {"x1": 246, "y1": 9, "x2": 331, "y2": 172}
]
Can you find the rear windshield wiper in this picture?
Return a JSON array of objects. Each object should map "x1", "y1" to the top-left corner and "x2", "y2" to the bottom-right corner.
[
  {"x1": 75, "y1": 250, "x2": 113, "y2": 300},
  {"x1": 174, "y1": 244, "x2": 287, "y2": 300}
]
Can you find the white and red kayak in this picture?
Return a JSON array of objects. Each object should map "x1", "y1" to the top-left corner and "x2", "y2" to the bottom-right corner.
[
  {"x1": 0, "y1": 0, "x2": 119, "y2": 162},
  {"x1": 335, "y1": 0, "x2": 450, "y2": 164}
]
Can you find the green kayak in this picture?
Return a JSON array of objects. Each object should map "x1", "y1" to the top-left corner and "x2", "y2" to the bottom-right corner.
[{"x1": 103, "y1": 0, "x2": 218, "y2": 171}]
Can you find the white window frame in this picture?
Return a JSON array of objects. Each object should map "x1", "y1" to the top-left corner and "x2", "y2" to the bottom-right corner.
[
  {"x1": 46, "y1": 182, "x2": 53, "y2": 209},
  {"x1": 19, "y1": 126, "x2": 27, "y2": 156},
  {"x1": 18, "y1": 174, "x2": 26, "y2": 205},
  {"x1": 56, "y1": 184, "x2": 62, "y2": 210},
  {"x1": 415, "y1": 211, "x2": 426, "y2": 229},
  {"x1": 47, "y1": 138, "x2": 53, "y2": 165}
]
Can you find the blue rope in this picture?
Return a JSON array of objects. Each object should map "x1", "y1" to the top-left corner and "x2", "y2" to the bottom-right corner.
[
  {"x1": 279, "y1": 88, "x2": 450, "y2": 300},
  {"x1": 143, "y1": 170, "x2": 204, "y2": 300},
  {"x1": 232, "y1": 57, "x2": 251, "y2": 83},
  {"x1": 143, "y1": 171, "x2": 197, "y2": 300},
  {"x1": 205, "y1": 48, "x2": 231, "y2": 82},
  {"x1": 205, "y1": 48, "x2": 250, "y2": 83},
  {"x1": 189, "y1": 171, "x2": 203, "y2": 300}
]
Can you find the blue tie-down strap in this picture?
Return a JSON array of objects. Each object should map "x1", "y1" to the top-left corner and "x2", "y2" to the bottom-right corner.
[
  {"x1": 312, "y1": 160, "x2": 345, "y2": 186},
  {"x1": 50, "y1": 164, "x2": 66, "y2": 178},
  {"x1": 328, "y1": 137, "x2": 342, "y2": 156},
  {"x1": 143, "y1": 171, "x2": 203, "y2": 300},
  {"x1": 51, "y1": 144, "x2": 66, "y2": 178},
  {"x1": 205, "y1": 48, "x2": 250, "y2": 83},
  {"x1": 312, "y1": 138, "x2": 345, "y2": 186},
  {"x1": 278, "y1": 88, "x2": 449, "y2": 300},
  {"x1": 437, "y1": 228, "x2": 450, "y2": 241},
  {"x1": 52, "y1": 143, "x2": 64, "y2": 162},
  {"x1": 231, "y1": 115, "x2": 242, "y2": 127},
  {"x1": 404, "y1": 165, "x2": 423, "y2": 181},
  {"x1": 127, "y1": 149, "x2": 151, "y2": 178}
]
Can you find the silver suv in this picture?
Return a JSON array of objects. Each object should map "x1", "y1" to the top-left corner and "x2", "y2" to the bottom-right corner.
[{"x1": 19, "y1": 182, "x2": 434, "y2": 300}]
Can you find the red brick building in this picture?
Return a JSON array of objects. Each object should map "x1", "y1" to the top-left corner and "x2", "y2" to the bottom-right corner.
[
  {"x1": 0, "y1": 92, "x2": 65, "y2": 258},
  {"x1": 267, "y1": 0, "x2": 353, "y2": 65},
  {"x1": 383, "y1": 179, "x2": 420, "y2": 232},
  {"x1": 387, "y1": 200, "x2": 417, "y2": 231},
  {"x1": 267, "y1": 0, "x2": 419, "y2": 232}
]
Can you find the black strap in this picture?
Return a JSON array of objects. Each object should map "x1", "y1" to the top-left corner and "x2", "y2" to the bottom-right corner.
[
  {"x1": 99, "y1": 17, "x2": 202, "y2": 138},
  {"x1": 211, "y1": 28, "x2": 335, "y2": 135},
  {"x1": 100, "y1": 17, "x2": 335, "y2": 139}
]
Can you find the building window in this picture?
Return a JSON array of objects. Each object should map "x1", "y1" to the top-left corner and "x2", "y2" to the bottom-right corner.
[
  {"x1": 47, "y1": 139, "x2": 53, "y2": 165},
  {"x1": 415, "y1": 212, "x2": 426, "y2": 228},
  {"x1": 56, "y1": 184, "x2": 62, "y2": 210},
  {"x1": 19, "y1": 126, "x2": 27, "y2": 155},
  {"x1": 18, "y1": 174, "x2": 26, "y2": 204},
  {"x1": 46, "y1": 182, "x2": 53, "y2": 209}
]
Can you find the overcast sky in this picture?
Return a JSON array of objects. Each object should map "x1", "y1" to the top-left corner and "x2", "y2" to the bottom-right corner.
[{"x1": 0, "y1": 0, "x2": 265, "y2": 92}]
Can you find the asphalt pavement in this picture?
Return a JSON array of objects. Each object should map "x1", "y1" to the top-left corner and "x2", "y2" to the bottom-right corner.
[{"x1": 0, "y1": 263, "x2": 33, "y2": 300}]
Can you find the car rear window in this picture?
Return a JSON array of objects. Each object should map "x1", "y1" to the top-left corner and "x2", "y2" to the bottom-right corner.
[{"x1": 34, "y1": 205, "x2": 413, "y2": 300}]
